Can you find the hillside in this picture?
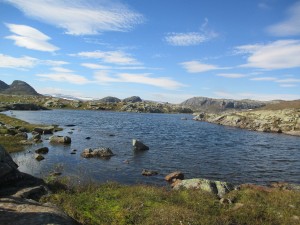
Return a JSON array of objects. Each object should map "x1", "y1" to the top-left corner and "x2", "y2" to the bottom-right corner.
[
  {"x1": 180, "y1": 96, "x2": 272, "y2": 112},
  {"x1": 0, "y1": 80, "x2": 39, "y2": 96}
]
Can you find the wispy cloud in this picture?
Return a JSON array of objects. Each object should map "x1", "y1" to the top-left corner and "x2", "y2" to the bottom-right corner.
[
  {"x1": 4, "y1": 0, "x2": 144, "y2": 35},
  {"x1": 250, "y1": 77, "x2": 277, "y2": 81},
  {"x1": 236, "y1": 40, "x2": 300, "y2": 70},
  {"x1": 214, "y1": 91, "x2": 300, "y2": 101},
  {"x1": 279, "y1": 84, "x2": 297, "y2": 88},
  {"x1": 180, "y1": 61, "x2": 223, "y2": 73},
  {"x1": 94, "y1": 72, "x2": 186, "y2": 89},
  {"x1": 267, "y1": 1, "x2": 300, "y2": 36},
  {"x1": 5, "y1": 23, "x2": 59, "y2": 52},
  {"x1": 165, "y1": 18, "x2": 217, "y2": 46},
  {"x1": 51, "y1": 67, "x2": 74, "y2": 73},
  {"x1": 275, "y1": 78, "x2": 300, "y2": 83},
  {"x1": 81, "y1": 63, "x2": 111, "y2": 70},
  {"x1": 0, "y1": 54, "x2": 37, "y2": 69},
  {"x1": 217, "y1": 73, "x2": 246, "y2": 78},
  {"x1": 37, "y1": 73, "x2": 90, "y2": 84},
  {"x1": 165, "y1": 32, "x2": 212, "y2": 46},
  {"x1": 71, "y1": 50, "x2": 141, "y2": 65}
]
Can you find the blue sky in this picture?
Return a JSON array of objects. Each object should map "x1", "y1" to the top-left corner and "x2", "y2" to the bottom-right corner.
[{"x1": 0, "y1": 0, "x2": 300, "y2": 103}]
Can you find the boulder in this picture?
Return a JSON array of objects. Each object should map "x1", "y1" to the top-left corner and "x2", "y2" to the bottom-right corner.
[
  {"x1": 35, "y1": 147, "x2": 49, "y2": 154},
  {"x1": 132, "y1": 139, "x2": 149, "y2": 151},
  {"x1": 35, "y1": 154, "x2": 45, "y2": 161},
  {"x1": 81, "y1": 148, "x2": 115, "y2": 158},
  {"x1": 165, "y1": 171, "x2": 184, "y2": 183},
  {"x1": 172, "y1": 178, "x2": 235, "y2": 197},
  {"x1": 15, "y1": 132, "x2": 28, "y2": 139},
  {"x1": 33, "y1": 126, "x2": 54, "y2": 135},
  {"x1": 0, "y1": 145, "x2": 20, "y2": 182},
  {"x1": 50, "y1": 135, "x2": 71, "y2": 144}
]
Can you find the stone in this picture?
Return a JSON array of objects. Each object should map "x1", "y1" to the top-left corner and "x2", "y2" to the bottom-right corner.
[
  {"x1": 35, "y1": 147, "x2": 49, "y2": 154},
  {"x1": 50, "y1": 135, "x2": 71, "y2": 144},
  {"x1": 35, "y1": 154, "x2": 45, "y2": 161},
  {"x1": 0, "y1": 145, "x2": 20, "y2": 183},
  {"x1": 172, "y1": 178, "x2": 235, "y2": 197},
  {"x1": 15, "y1": 132, "x2": 28, "y2": 139},
  {"x1": 33, "y1": 126, "x2": 54, "y2": 135},
  {"x1": 132, "y1": 139, "x2": 149, "y2": 151},
  {"x1": 165, "y1": 171, "x2": 184, "y2": 183},
  {"x1": 142, "y1": 169, "x2": 158, "y2": 176},
  {"x1": 81, "y1": 147, "x2": 115, "y2": 158}
]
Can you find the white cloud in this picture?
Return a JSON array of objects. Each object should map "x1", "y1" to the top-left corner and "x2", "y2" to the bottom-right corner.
[
  {"x1": 279, "y1": 84, "x2": 297, "y2": 88},
  {"x1": 165, "y1": 32, "x2": 208, "y2": 46},
  {"x1": 0, "y1": 54, "x2": 37, "y2": 69},
  {"x1": 180, "y1": 61, "x2": 222, "y2": 73},
  {"x1": 214, "y1": 91, "x2": 300, "y2": 101},
  {"x1": 42, "y1": 60, "x2": 69, "y2": 66},
  {"x1": 36, "y1": 73, "x2": 90, "y2": 84},
  {"x1": 236, "y1": 40, "x2": 300, "y2": 69},
  {"x1": 4, "y1": 0, "x2": 144, "y2": 35},
  {"x1": 81, "y1": 63, "x2": 111, "y2": 70},
  {"x1": 51, "y1": 67, "x2": 74, "y2": 73},
  {"x1": 250, "y1": 77, "x2": 278, "y2": 81},
  {"x1": 5, "y1": 23, "x2": 59, "y2": 52},
  {"x1": 267, "y1": 1, "x2": 300, "y2": 36},
  {"x1": 94, "y1": 71, "x2": 186, "y2": 89},
  {"x1": 72, "y1": 50, "x2": 140, "y2": 65},
  {"x1": 217, "y1": 73, "x2": 246, "y2": 78},
  {"x1": 275, "y1": 78, "x2": 300, "y2": 83}
]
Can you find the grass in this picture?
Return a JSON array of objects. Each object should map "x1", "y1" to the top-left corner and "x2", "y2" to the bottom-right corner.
[{"x1": 43, "y1": 179, "x2": 300, "y2": 225}]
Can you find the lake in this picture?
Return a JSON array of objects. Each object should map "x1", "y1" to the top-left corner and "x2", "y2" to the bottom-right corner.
[{"x1": 5, "y1": 109, "x2": 300, "y2": 186}]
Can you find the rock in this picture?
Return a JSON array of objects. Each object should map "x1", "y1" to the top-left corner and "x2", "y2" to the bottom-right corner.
[
  {"x1": 65, "y1": 124, "x2": 76, "y2": 127},
  {"x1": 123, "y1": 96, "x2": 142, "y2": 103},
  {"x1": 35, "y1": 154, "x2": 45, "y2": 161},
  {"x1": 0, "y1": 145, "x2": 20, "y2": 183},
  {"x1": 172, "y1": 178, "x2": 235, "y2": 197},
  {"x1": 15, "y1": 132, "x2": 28, "y2": 139},
  {"x1": 32, "y1": 133, "x2": 41, "y2": 141},
  {"x1": 142, "y1": 169, "x2": 158, "y2": 176},
  {"x1": 85, "y1": 137, "x2": 91, "y2": 140},
  {"x1": 99, "y1": 96, "x2": 121, "y2": 103},
  {"x1": 17, "y1": 127, "x2": 28, "y2": 132},
  {"x1": 50, "y1": 135, "x2": 71, "y2": 144},
  {"x1": 269, "y1": 182, "x2": 300, "y2": 191},
  {"x1": 50, "y1": 172, "x2": 62, "y2": 176},
  {"x1": 165, "y1": 171, "x2": 184, "y2": 183},
  {"x1": 132, "y1": 139, "x2": 149, "y2": 151},
  {"x1": 35, "y1": 147, "x2": 49, "y2": 154},
  {"x1": 81, "y1": 147, "x2": 115, "y2": 158},
  {"x1": 19, "y1": 140, "x2": 35, "y2": 145},
  {"x1": 33, "y1": 126, "x2": 54, "y2": 135}
]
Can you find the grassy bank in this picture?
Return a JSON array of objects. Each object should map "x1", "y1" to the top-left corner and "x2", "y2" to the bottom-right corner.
[{"x1": 43, "y1": 180, "x2": 300, "y2": 225}]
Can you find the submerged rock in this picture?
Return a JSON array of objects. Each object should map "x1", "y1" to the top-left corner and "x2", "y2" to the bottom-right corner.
[
  {"x1": 33, "y1": 126, "x2": 55, "y2": 135},
  {"x1": 35, "y1": 154, "x2": 45, "y2": 161},
  {"x1": 35, "y1": 147, "x2": 49, "y2": 154},
  {"x1": 142, "y1": 169, "x2": 158, "y2": 176},
  {"x1": 81, "y1": 147, "x2": 115, "y2": 158},
  {"x1": 132, "y1": 139, "x2": 149, "y2": 151},
  {"x1": 50, "y1": 135, "x2": 71, "y2": 144}
]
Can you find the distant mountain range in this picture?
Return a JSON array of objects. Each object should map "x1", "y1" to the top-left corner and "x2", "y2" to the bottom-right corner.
[{"x1": 0, "y1": 80, "x2": 39, "y2": 96}]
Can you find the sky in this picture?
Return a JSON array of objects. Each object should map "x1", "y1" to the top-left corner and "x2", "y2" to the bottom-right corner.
[{"x1": 0, "y1": 0, "x2": 300, "y2": 103}]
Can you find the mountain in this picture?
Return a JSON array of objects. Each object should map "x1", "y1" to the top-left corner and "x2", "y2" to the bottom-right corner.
[
  {"x1": 0, "y1": 80, "x2": 39, "y2": 96},
  {"x1": 180, "y1": 96, "x2": 269, "y2": 112}
]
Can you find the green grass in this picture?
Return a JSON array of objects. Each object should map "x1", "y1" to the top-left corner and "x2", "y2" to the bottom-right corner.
[{"x1": 43, "y1": 179, "x2": 300, "y2": 225}]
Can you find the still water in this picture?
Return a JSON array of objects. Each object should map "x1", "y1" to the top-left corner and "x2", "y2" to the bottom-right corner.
[{"x1": 5, "y1": 109, "x2": 300, "y2": 186}]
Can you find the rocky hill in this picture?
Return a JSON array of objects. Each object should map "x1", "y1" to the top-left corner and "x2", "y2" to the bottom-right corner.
[
  {"x1": 180, "y1": 96, "x2": 270, "y2": 112},
  {"x1": 0, "y1": 80, "x2": 39, "y2": 96}
]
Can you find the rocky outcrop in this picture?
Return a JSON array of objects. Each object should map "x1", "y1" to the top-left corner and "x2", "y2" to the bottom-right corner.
[
  {"x1": 50, "y1": 135, "x2": 71, "y2": 144},
  {"x1": 99, "y1": 96, "x2": 121, "y2": 103},
  {"x1": 123, "y1": 96, "x2": 142, "y2": 103},
  {"x1": 5, "y1": 103, "x2": 47, "y2": 111},
  {"x1": 81, "y1": 147, "x2": 115, "y2": 158},
  {"x1": 181, "y1": 97, "x2": 268, "y2": 112},
  {"x1": 0, "y1": 80, "x2": 39, "y2": 96},
  {"x1": 165, "y1": 171, "x2": 185, "y2": 183},
  {"x1": 0, "y1": 145, "x2": 21, "y2": 184},
  {"x1": 132, "y1": 139, "x2": 149, "y2": 151},
  {"x1": 193, "y1": 109, "x2": 300, "y2": 136},
  {"x1": 172, "y1": 178, "x2": 235, "y2": 198}
]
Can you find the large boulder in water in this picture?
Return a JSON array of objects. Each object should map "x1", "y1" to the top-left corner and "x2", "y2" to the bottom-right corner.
[
  {"x1": 33, "y1": 126, "x2": 55, "y2": 135},
  {"x1": 132, "y1": 139, "x2": 149, "y2": 151},
  {"x1": 0, "y1": 145, "x2": 22, "y2": 184},
  {"x1": 50, "y1": 135, "x2": 71, "y2": 144}
]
